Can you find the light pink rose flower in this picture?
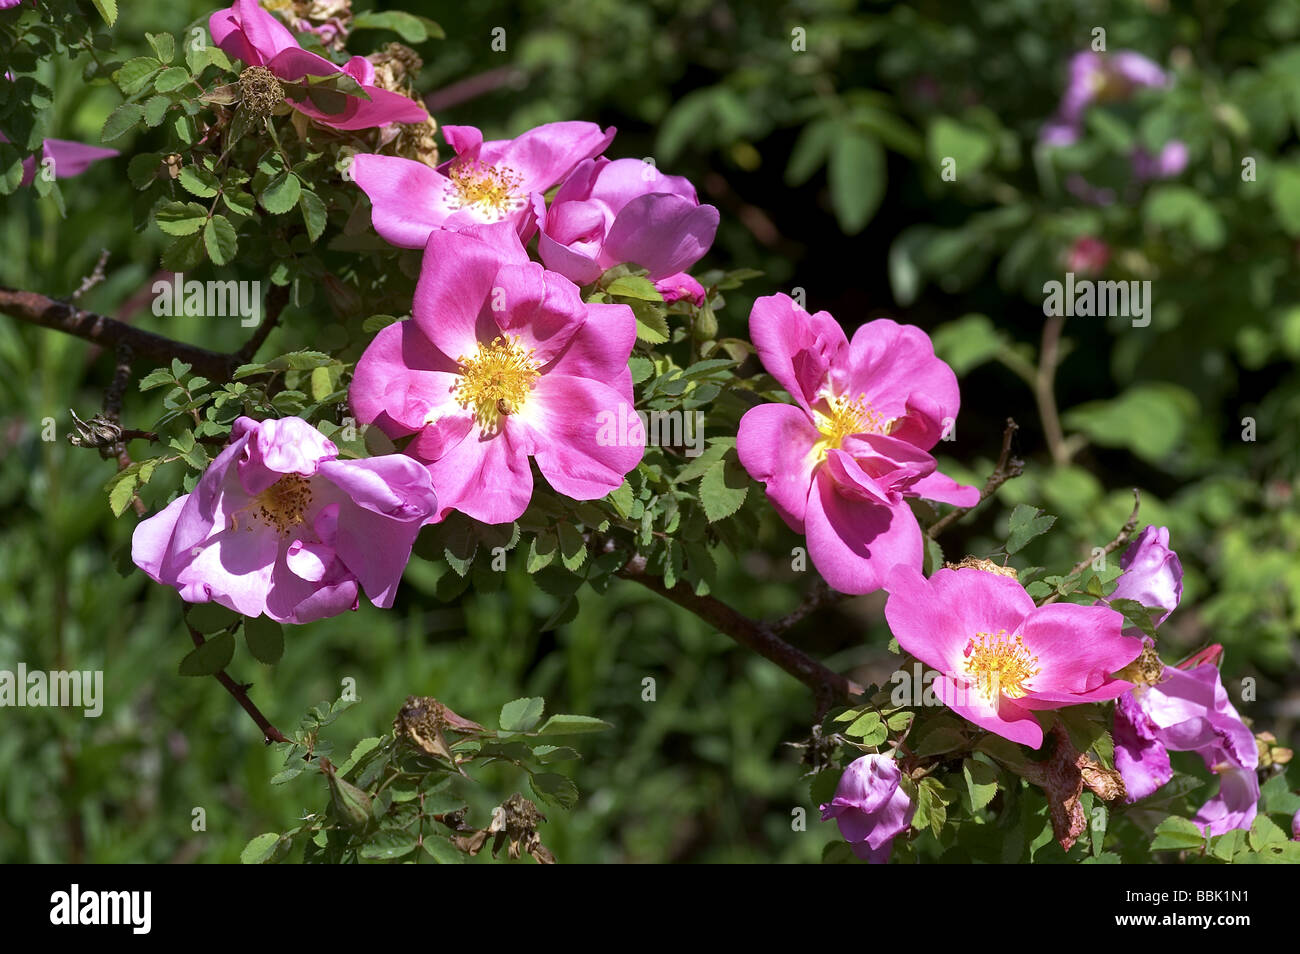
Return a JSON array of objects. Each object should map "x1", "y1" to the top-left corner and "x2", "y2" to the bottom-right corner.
[{"x1": 132, "y1": 416, "x2": 437, "y2": 623}]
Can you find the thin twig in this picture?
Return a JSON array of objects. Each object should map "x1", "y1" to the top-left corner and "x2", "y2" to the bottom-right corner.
[
  {"x1": 617, "y1": 553, "x2": 862, "y2": 716},
  {"x1": 1036, "y1": 315, "x2": 1070, "y2": 467},
  {"x1": 927, "y1": 418, "x2": 1024, "y2": 539},
  {"x1": 185, "y1": 619, "x2": 292, "y2": 745},
  {"x1": 71, "y1": 249, "x2": 111, "y2": 302},
  {"x1": 0, "y1": 283, "x2": 292, "y2": 381},
  {"x1": 1040, "y1": 489, "x2": 1141, "y2": 605}
]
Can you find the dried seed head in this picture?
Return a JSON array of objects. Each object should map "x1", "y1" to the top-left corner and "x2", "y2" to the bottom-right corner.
[{"x1": 238, "y1": 66, "x2": 284, "y2": 117}]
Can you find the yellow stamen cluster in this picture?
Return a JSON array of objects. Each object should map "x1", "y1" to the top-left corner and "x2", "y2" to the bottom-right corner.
[
  {"x1": 453, "y1": 335, "x2": 540, "y2": 430},
  {"x1": 813, "y1": 393, "x2": 891, "y2": 458},
  {"x1": 447, "y1": 159, "x2": 524, "y2": 221},
  {"x1": 963, "y1": 629, "x2": 1041, "y2": 701},
  {"x1": 244, "y1": 474, "x2": 314, "y2": 536}
]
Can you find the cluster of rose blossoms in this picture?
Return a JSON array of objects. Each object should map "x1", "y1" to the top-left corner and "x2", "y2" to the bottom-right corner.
[
  {"x1": 133, "y1": 0, "x2": 719, "y2": 618},
  {"x1": 105, "y1": 6, "x2": 1268, "y2": 861},
  {"x1": 823, "y1": 528, "x2": 1266, "y2": 862}
]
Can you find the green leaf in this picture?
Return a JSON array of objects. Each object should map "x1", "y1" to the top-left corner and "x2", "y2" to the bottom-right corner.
[
  {"x1": 351, "y1": 9, "x2": 440, "y2": 42},
  {"x1": 203, "y1": 215, "x2": 238, "y2": 266},
  {"x1": 1272, "y1": 164, "x2": 1300, "y2": 236},
  {"x1": 1151, "y1": 816, "x2": 1206, "y2": 851},
  {"x1": 556, "y1": 522, "x2": 587, "y2": 572},
  {"x1": 361, "y1": 314, "x2": 401, "y2": 333},
  {"x1": 178, "y1": 164, "x2": 220, "y2": 197},
  {"x1": 962, "y1": 758, "x2": 998, "y2": 812},
  {"x1": 530, "y1": 772, "x2": 579, "y2": 809},
  {"x1": 161, "y1": 233, "x2": 206, "y2": 271},
  {"x1": 828, "y1": 124, "x2": 885, "y2": 234},
  {"x1": 156, "y1": 200, "x2": 209, "y2": 236},
  {"x1": 299, "y1": 189, "x2": 327, "y2": 241},
  {"x1": 106, "y1": 469, "x2": 138, "y2": 517},
  {"x1": 153, "y1": 67, "x2": 191, "y2": 93},
  {"x1": 536, "y1": 714, "x2": 612, "y2": 735},
  {"x1": 1005, "y1": 503, "x2": 1056, "y2": 554},
  {"x1": 240, "y1": 832, "x2": 280, "y2": 864},
  {"x1": 1142, "y1": 185, "x2": 1225, "y2": 250},
  {"x1": 260, "y1": 171, "x2": 301, "y2": 214},
  {"x1": 186, "y1": 603, "x2": 239, "y2": 634},
  {"x1": 699, "y1": 457, "x2": 749, "y2": 522},
  {"x1": 785, "y1": 117, "x2": 834, "y2": 186},
  {"x1": 101, "y1": 103, "x2": 144, "y2": 143},
  {"x1": 142, "y1": 95, "x2": 170, "y2": 128},
  {"x1": 632, "y1": 305, "x2": 670, "y2": 344},
  {"x1": 928, "y1": 116, "x2": 994, "y2": 178},
  {"x1": 932, "y1": 313, "x2": 1005, "y2": 376},
  {"x1": 178, "y1": 631, "x2": 236, "y2": 676},
  {"x1": 422, "y1": 837, "x2": 465, "y2": 863},
  {"x1": 244, "y1": 615, "x2": 284, "y2": 665},
  {"x1": 146, "y1": 32, "x2": 176, "y2": 64},
  {"x1": 1063, "y1": 383, "x2": 1199, "y2": 464},
  {"x1": 606, "y1": 275, "x2": 663, "y2": 301},
  {"x1": 358, "y1": 829, "x2": 417, "y2": 860},
  {"x1": 91, "y1": 0, "x2": 118, "y2": 26},
  {"x1": 499, "y1": 696, "x2": 545, "y2": 732},
  {"x1": 114, "y1": 57, "x2": 161, "y2": 94}
]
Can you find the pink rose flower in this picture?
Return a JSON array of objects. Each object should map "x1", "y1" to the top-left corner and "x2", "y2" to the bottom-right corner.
[
  {"x1": 736, "y1": 294, "x2": 978, "y2": 594},
  {"x1": 532, "y1": 157, "x2": 719, "y2": 286},
  {"x1": 820, "y1": 755, "x2": 914, "y2": 864},
  {"x1": 209, "y1": 0, "x2": 426, "y2": 131},
  {"x1": 654, "y1": 271, "x2": 707, "y2": 307},
  {"x1": 132, "y1": 416, "x2": 437, "y2": 623},
  {"x1": 884, "y1": 565, "x2": 1143, "y2": 748},
  {"x1": 350, "y1": 121, "x2": 614, "y2": 249},
  {"x1": 348, "y1": 226, "x2": 644, "y2": 524},
  {"x1": 1114, "y1": 663, "x2": 1259, "y2": 835},
  {"x1": 0, "y1": 133, "x2": 117, "y2": 187}
]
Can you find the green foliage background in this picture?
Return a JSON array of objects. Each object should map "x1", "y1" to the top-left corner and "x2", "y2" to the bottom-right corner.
[{"x1": 1, "y1": 0, "x2": 1297, "y2": 862}]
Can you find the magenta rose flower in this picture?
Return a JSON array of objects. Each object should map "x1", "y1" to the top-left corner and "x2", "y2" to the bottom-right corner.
[
  {"x1": 884, "y1": 565, "x2": 1143, "y2": 748},
  {"x1": 1108, "y1": 524, "x2": 1184, "y2": 628},
  {"x1": 348, "y1": 226, "x2": 644, "y2": 524},
  {"x1": 1114, "y1": 663, "x2": 1259, "y2": 835},
  {"x1": 820, "y1": 755, "x2": 914, "y2": 864},
  {"x1": 0, "y1": 133, "x2": 117, "y2": 186},
  {"x1": 735, "y1": 294, "x2": 977, "y2": 594},
  {"x1": 654, "y1": 271, "x2": 707, "y2": 306},
  {"x1": 1040, "y1": 50, "x2": 1168, "y2": 146},
  {"x1": 209, "y1": 0, "x2": 426, "y2": 131},
  {"x1": 1131, "y1": 141, "x2": 1188, "y2": 182},
  {"x1": 132, "y1": 416, "x2": 437, "y2": 623},
  {"x1": 532, "y1": 157, "x2": 719, "y2": 286},
  {"x1": 349, "y1": 121, "x2": 614, "y2": 249}
]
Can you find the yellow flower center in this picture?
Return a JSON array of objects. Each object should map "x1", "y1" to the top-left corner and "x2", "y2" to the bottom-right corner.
[
  {"x1": 232, "y1": 474, "x2": 314, "y2": 536},
  {"x1": 963, "y1": 630, "x2": 1041, "y2": 701},
  {"x1": 452, "y1": 335, "x2": 541, "y2": 430},
  {"x1": 812, "y1": 393, "x2": 891, "y2": 459},
  {"x1": 447, "y1": 159, "x2": 524, "y2": 221}
]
